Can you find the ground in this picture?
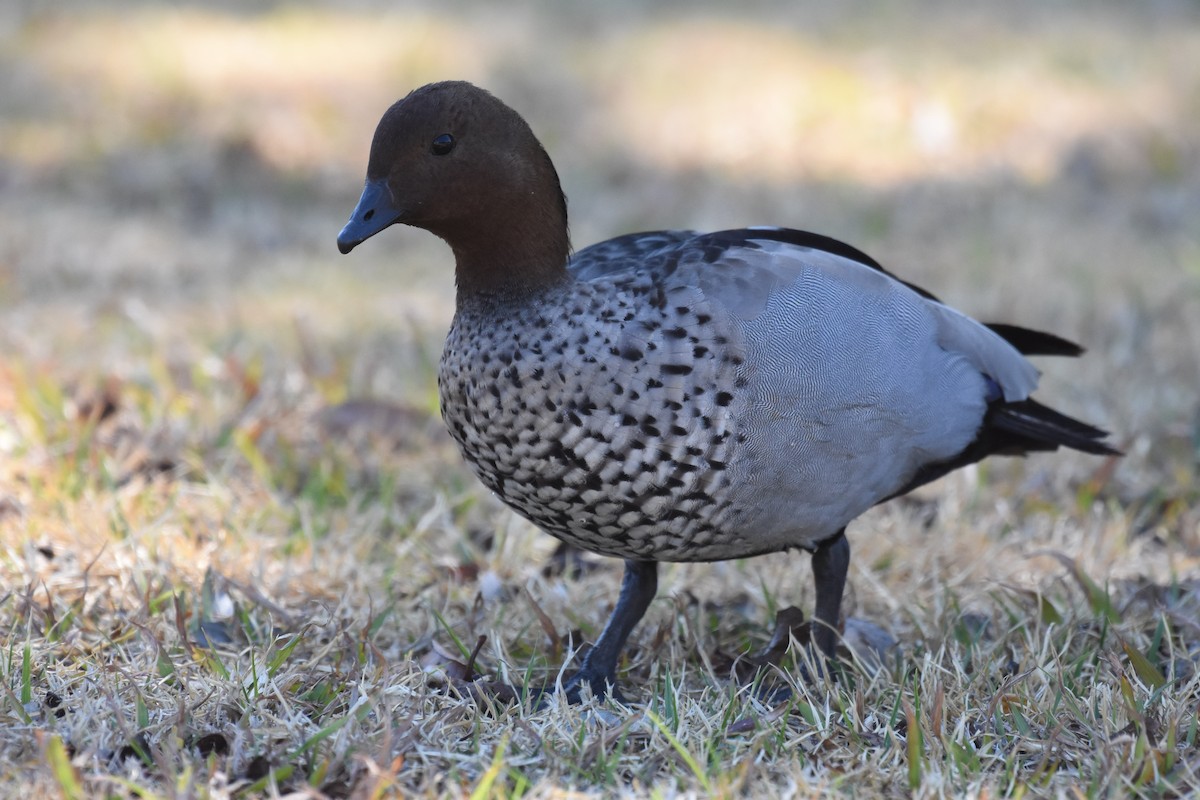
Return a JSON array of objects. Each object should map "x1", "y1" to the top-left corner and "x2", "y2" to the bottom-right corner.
[{"x1": 1, "y1": 1, "x2": 1199, "y2": 797}]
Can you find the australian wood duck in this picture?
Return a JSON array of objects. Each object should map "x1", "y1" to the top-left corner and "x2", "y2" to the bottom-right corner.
[{"x1": 337, "y1": 81, "x2": 1118, "y2": 701}]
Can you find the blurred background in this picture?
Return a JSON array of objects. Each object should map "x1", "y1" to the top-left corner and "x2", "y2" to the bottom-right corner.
[{"x1": 1, "y1": 0, "x2": 1198, "y2": 495}]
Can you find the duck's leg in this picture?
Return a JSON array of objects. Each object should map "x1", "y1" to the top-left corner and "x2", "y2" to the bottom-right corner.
[
  {"x1": 562, "y1": 559, "x2": 658, "y2": 702},
  {"x1": 810, "y1": 529, "x2": 850, "y2": 663}
]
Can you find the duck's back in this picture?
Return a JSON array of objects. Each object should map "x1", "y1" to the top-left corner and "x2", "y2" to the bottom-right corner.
[{"x1": 439, "y1": 229, "x2": 1028, "y2": 560}]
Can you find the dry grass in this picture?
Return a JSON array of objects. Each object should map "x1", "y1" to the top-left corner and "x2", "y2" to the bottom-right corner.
[{"x1": 2, "y1": 1, "x2": 1199, "y2": 797}]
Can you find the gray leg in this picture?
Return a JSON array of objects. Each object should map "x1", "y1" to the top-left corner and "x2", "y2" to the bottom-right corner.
[
  {"x1": 811, "y1": 529, "x2": 850, "y2": 662},
  {"x1": 563, "y1": 559, "x2": 658, "y2": 701}
]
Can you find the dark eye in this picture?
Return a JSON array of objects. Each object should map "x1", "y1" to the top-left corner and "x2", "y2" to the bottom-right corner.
[{"x1": 431, "y1": 134, "x2": 456, "y2": 155}]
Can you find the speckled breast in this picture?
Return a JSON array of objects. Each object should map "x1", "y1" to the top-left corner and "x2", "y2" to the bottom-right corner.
[{"x1": 437, "y1": 278, "x2": 756, "y2": 562}]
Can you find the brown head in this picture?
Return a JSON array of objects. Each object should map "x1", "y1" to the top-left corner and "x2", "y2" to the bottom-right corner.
[{"x1": 337, "y1": 81, "x2": 571, "y2": 297}]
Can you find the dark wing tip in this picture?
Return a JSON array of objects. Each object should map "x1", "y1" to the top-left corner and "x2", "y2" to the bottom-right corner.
[
  {"x1": 985, "y1": 324, "x2": 1086, "y2": 357},
  {"x1": 993, "y1": 398, "x2": 1121, "y2": 456}
]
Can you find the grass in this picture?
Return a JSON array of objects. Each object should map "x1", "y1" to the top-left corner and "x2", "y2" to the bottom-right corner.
[{"x1": 2, "y1": 0, "x2": 1200, "y2": 796}]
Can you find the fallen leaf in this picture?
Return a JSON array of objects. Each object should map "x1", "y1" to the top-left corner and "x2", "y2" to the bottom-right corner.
[
  {"x1": 243, "y1": 754, "x2": 271, "y2": 782},
  {"x1": 726, "y1": 716, "x2": 757, "y2": 735},
  {"x1": 193, "y1": 732, "x2": 229, "y2": 757},
  {"x1": 421, "y1": 641, "x2": 477, "y2": 685},
  {"x1": 525, "y1": 587, "x2": 562, "y2": 658},
  {"x1": 841, "y1": 617, "x2": 898, "y2": 672},
  {"x1": 751, "y1": 606, "x2": 810, "y2": 667}
]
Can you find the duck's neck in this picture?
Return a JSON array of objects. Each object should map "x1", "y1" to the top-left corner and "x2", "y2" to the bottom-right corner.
[
  {"x1": 448, "y1": 217, "x2": 571, "y2": 301},
  {"x1": 441, "y1": 158, "x2": 572, "y2": 302}
]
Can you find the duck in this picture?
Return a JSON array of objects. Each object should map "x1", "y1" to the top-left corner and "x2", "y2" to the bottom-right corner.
[{"x1": 337, "y1": 81, "x2": 1118, "y2": 702}]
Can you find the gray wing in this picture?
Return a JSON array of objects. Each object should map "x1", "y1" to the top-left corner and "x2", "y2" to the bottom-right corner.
[
  {"x1": 651, "y1": 230, "x2": 1042, "y2": 545},
  {"x1": 671, "y1": 232, "x2": 1040, "y2": 401}
]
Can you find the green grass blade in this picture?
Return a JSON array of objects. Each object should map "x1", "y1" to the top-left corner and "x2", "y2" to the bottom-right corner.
[
  {"x1": 267, "y1": 634, "x2": 303, "y2": 677},
  {"x1": 239, "y1": 764, "x2": 294, "y2": 796},
  {"x1": 296, "y1": 704, "x2": 371, "y2": 756},
  {"x1": 1121, "y1": 639, "x2": 1168, "y2": 690},
  {"x1": 470, "y1": 735, "x2": 508, "y2": 800},
  {"x1": 20, "y1": 640, "x2": 32, "y2": 706},
  {"x1": 430, "y1": 606, "x2": 471, "y2": 659},
  {"x1": 43, "y1": 734, "x2": 83, "y2": 800},
  {"x1": 905, "y1": 702, "x2": 922, "y2": 791},
  {"x1": 645, "y1": 710, "x2": 711, "y2": 793}
]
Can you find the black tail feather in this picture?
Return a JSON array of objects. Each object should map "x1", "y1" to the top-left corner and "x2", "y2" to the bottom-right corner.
[
  {"x1": 882, "y1": 398, "x2": 1119, "y2": 503},
  {"x1": 985, "y1": 323, "x2": 1085, "y2": 358},
  {"x1": 991, "y1": 398, "x2": 1120, "y2": 456}
]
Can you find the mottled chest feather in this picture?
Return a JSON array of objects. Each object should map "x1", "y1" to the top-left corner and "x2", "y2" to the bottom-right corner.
[{"x1": 438, "y1": 275, "x2": 755, "y2": 561}]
